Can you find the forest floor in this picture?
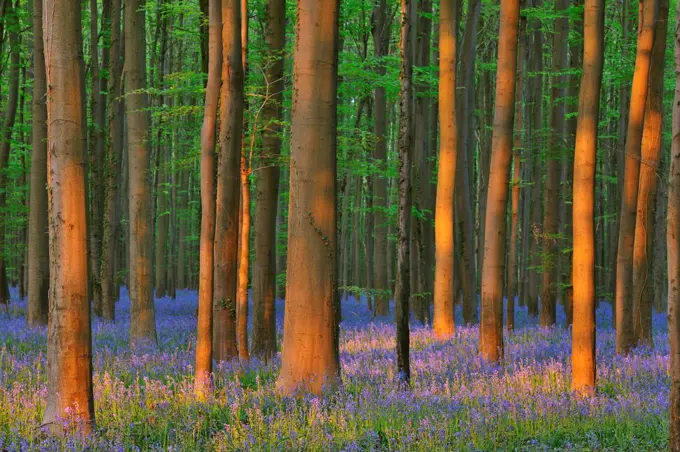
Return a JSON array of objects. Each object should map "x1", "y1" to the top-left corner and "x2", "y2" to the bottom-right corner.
[{"x1": 0, "y1": 288, "x2": 667, "y2": 451}]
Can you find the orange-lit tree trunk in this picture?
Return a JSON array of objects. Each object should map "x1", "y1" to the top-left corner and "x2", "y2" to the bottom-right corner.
[
  {"x1": 669, "y1": 2, "x2": 680, "y2": 445},
  {"x1": 479, "y1": 0, "x2": 520, "y2": 362},
  {"x1": 632, "y1": 0, "x2": 668, "y2": 347},
  {"x1": 277, "y1": 0, "x2": 340, "y2": 395},
  {"x1": 506, "y1": 4, "x2": 526, "y2": 331},
  {"x1": 394, "y1": 0, "x2": 414, "y2": 382},
  {"x1": 433, "y1": 0, "x2": 457, "y2": 340},
  {"x1": 26, "y1": 0, "x2": 49, "y2": 327},
  {"x1": 236, "y1": 0, "x2": 250, "y2": 362},
  {"x1": 126, "y1": 0, "x2": 157, "y2": 345},
  {"x1": 212, "y1": 0, "x2": 244, "y2": 363},
  {"x1": 571, "y1": 0, "x2": 604, "y2": 396},
  {"x1": 616, "y1": 0, "x2": 658, "y2": 355},
  {"x1": 41, "y1": 0, "x2": 95, "y2": 430},
  {"x1": 194, "y1": 0, "x2": 221, "y2": 397},
  {"x1": 372, "y1": 0, "x2": 390, "y2": 317},
  {"x1": 251, "y1": 0, "x2": 284, "y2": 361},
  {"x1": 541, "y1": 0, "x2": 569, "y2": 327}
]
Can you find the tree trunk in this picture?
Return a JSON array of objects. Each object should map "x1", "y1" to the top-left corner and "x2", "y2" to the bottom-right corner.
[
  {"x1": 541, "y1": 0, "x2": 569, "y2": 327},
  {"x1": 669, "y1": 3, "x2": 680, "y2": 447},
  {"x1": 479, "y1": 0, "x2": 520, "y2": 363},
  {"x1": 506, "y1": 4, "x2": 526, "y2": 331},
  {"x1": 433, "y1": 0, "x2": 457, "y2": 340},
  {"x1": 125, "y1": 0, "x2": 157, "y2": 345},
  {"x1": 632, "y1": 0, "x2": 668, "y2": 347},
  {"x1": 456, "y1": 0, "x2": 481, "y2": 326},
  {"x1": 277, "y1": 0, "x2": 340, "y2": 395},
  {"x1": 41, "y1": 0, "x2": 95, "y2": 430},
  {"x1": 194, "y1": 0, "x2": 221, "y2": 398},
  {"x1": 27, "y1": 0, "x2": 49, "y2": 327},
  {"x1": 571, "y1": 0, "x2": 604, "y2": 396},
  {"x1": 251, "y1": 0, "x2": 284, "y2": 361},
  {"x1": 616, "y1": 0, "x2": 658, "y2": 355},
  {"x1": 212, "y1": 0, "x2": 243, "y2": 363}
]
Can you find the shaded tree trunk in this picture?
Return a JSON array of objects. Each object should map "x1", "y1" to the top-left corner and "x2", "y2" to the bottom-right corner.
[{"x1": 26, "y1": 0, "x2": 49, "y2": 327}]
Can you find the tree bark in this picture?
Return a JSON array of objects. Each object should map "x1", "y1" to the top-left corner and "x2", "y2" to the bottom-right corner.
[
  {"x1": 27, "y1": 0, "x2": 49, "y2": 327},
  {"x1": 616, "y1": 0, "x2": 658, "y2": 355},
  {"x1": 571, "y1": 0, "x2": 604, "y2": 396},
  {"x1": 125, "y1": 0, "x2": 157, "y2": 345},
  {"x1": 632, "y1": 0, "x2": 668, "y2": 347},
  {"x1": 194, "y1": 0, "x2": 221, "y2": 398},
  {"x1": 277, "y1": 0, "x2": 340, "y2": 395},
  {"x1": 41, "y1": 0, "x2": 95, "y2": 430},
  {"x1": 479, "y1": 0, "x2": 520, "y2": 363},
  {"x1": 433, "y1": 0, "x2": 457, "y2": 340},
  {"x1": 212, "y1": 0, "x2": 244, "y2": 363},
  {"x1": 669, "y1": 3, "x2": 680, "y2": 447}
]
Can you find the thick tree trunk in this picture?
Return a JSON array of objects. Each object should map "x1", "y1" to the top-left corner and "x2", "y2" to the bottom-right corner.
[
  {"x1": 26, "y1": 0, "x2": 49, "y2": 327},
  {"x1": 212, "y1": 0, "x2": 243, "y2": 363},
  {"x1": 572, "y1": 0, "x2": 604, "y2": 396},
  {"x1": 433, "y1": 0, "x2": 457, "y2": 340},
  {"x1": 480, "y1": 0, "x2": 520, "y2": 363},
  {"x1": 125, "y1": 0, "x2": 157, "y2": 345},
  {"x1": 250, "y1": 0, "x2": 284, "y2": 359},
  {"x1": 277, "y1": 0, "x2": 340, "y2": 395},
  {"x1": 616, "y1": 0, "x2": 658, "y2": 355},
  {"x1": 41, "y1": 0, "x2": 95, "y2": 430},
  {"x1": 669, "y1": 3, "x2": 680, "y2": 447},
  {"x1": 194, "y1": 0, "x2": 221, "y2": 398},
  {"x1": 633, "y1": 0, "x2": 668, "y2": 347}
]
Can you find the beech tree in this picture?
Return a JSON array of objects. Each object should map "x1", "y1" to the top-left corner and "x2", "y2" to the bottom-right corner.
[
  {"x1": 479, "y1": 0, "x2": 520, "y2": 362},
  {"x1": 277, "y1": 0, "x2": 340, "y2": 394},
  {"x1": 41, "y1": 0, "x2": 95, "y2": 430},
  {"x1": 572, "y1": 0, "x2": 604, "y2": 396}
]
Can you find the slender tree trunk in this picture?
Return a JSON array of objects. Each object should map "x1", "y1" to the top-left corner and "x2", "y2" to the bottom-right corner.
[
  {"x1": 506, "y1": 5, "x2": 526, "y2": 331},
  {"x1": 194, "y1": 0, "x2": 221, "y2": 398},
  {"x1": 433, "y1": 0, "x2": 457, "y2": 340},
  {"x1": 212, "y1": 0, "x2": 243, "y2": 363},
  {"x1": 0, "y1": 2, "x2": 19, "y2": 306},
  {"x1": 669, "y1": 2, "x2": 680, "y2": 446},
  {"x1": 41, "y1": 0, "x2": 95, "y2": 430},
  {"x1": 393, "y1": 0, "x2": 414, "y2": 384},
  {"x1": 616, "y1": 0, "x2": 658, "y2": 355},
  {"x1": 251, "y1": 0, "x2": 284, "y2": 360},
  {"x1": 26, "y1": 0, "x2": 49, "y2": 327},
  {"x1": 456, "y1": 0, "x2": 481, "y2": 325},
  {"x1": 125, "y1": 0, "x2": 157, "y2": 345},
  {"x1": 277, "y1": 0, "x2": 340, "y2": 395},
  {"x1": 480, "y1": 0, "x2": 520, "y2": 363},
  {"x1": 633, "y1": 0, "x2": 667, "y2": 347},
  {"x1": 541, "y1": 0, "x2": 569, "y2": 327},
  {"x1": 572, "y1": 0, "x2": 604, "y2": 396}
]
